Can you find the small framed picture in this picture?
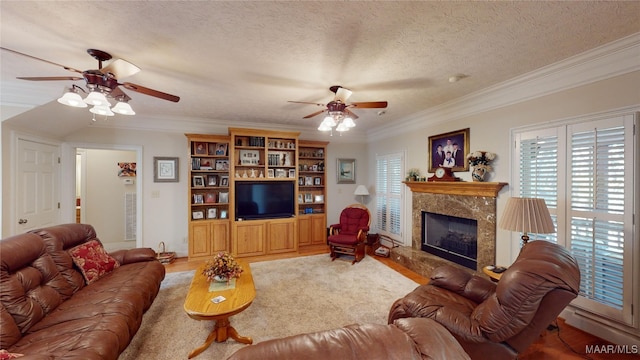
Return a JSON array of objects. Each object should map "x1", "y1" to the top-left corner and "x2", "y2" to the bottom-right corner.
[
  {"x1": 193, "y1": 194, "x2": 204, "y2": 204},
  {"x1": 194, "y1": 142, "x2": 207, "y2": 155},
  {"x1": 204, "y1": 193, "x2": 216, "y2": 203},
  {"x1": 153, "y1": 157, "x2": 179, "y2": 183},
  {"x1": 220, "y1": 176, "x2": 229, "y2": 187},
  {"x1": 275, "y1": 169, "x2": 286, "y2": 178},
  {"x1": 288, "y1": 169, "x2": 296, "y2": 178},
  {"x1": 215, "y1": 159, "x2": 229, "y2": 170},
  {"x1": 314, "y1": 195, "x2": 324, "y2": 203},
  {"x1": 219, "y1": 192, "x2": 229, "y2": 203},
  {"x1": 314, "y1": 177, "x2": 321, "y2": 185},
  {"x1": 304, "y1": 193, "x2": 313, "y2": 203},
  {"x1": 298, "y1": 177, "x2": 304, "y2": 186},
  {"x1": 298, "y1": 194, "x2": 303, "y2": 203},
  {"x1": 207, "y1": 208, "x2": 217, "y2": 219},
  {"x1": 193, "y1": 176, "x2": 205, "y2": 187},
  {"x1": 192, "y1": 210, "x2": 204, "y2": 220},
  {"x1": 337, "y1": 158, "x2": 356, "y2": 184},
  {"x1": 207, "y1": 175, "x2": 218, "y2": 186},
  {"x1": 268, "y1": 169, "x2": 275, "y2": 178},
  {"x1": 220, "y1": 210, "x2": 228, "y2": 219},
  {"x1": 214, "y1": 143, "x2": 228, "y2": 156},
  {"x1": 305, "y1": 176, "x2": 313, "y2": 186}
]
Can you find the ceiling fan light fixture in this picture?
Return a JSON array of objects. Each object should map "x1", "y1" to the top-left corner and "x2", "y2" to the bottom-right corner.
[
  {"x1": 318, "y1": 122, "x2": 332, "y2": 131},
  {"x1": 84, "y1": 91, "x2": 111, "y2": 107},
  {"x1": 89, "y1": 105, "x2": 114, "y2": 117},
  {"x1": 336, "y1": 122, "x2": 349, "y2": 132},
  {"x1": 322, "y1": 115, "x2": 337, "y2": 127},
  {"x1": 343, "y1": 117, "x2": 356, "y2": 128},
  {"x1": 57, "y1": 91, "x2": 87, "y2": 108},
  {"x1": 112, "y1": 101, "x2": 136, "y2": 115}
]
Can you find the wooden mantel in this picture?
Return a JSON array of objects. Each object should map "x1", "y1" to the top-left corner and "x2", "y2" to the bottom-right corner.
[{"x1": 404, "y1": 181, "x2": 508, "y2": 197}]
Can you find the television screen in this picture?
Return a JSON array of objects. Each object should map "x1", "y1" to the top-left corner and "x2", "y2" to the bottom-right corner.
[{"x1": 235, "y1": 181, "x2": 295, "y2": 220}]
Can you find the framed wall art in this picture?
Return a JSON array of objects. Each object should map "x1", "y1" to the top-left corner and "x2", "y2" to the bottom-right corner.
[
  {"x1": 428, "y1": 128, "x2": 470, "y2": 173},
  {"x1": 337, "y1": 158, "x2": 356, "y2": 184},
  {"x1": 154, "y1": 157, "x2": 178, "y2": 182}
]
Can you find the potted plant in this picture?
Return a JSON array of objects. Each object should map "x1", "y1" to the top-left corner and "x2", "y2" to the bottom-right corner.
[
  {"x1": 466, "y1": 151, "x2": 496, "y2": 182},
  {"x1": 406, "y1": 168, "x2": 421, "y2": 181},
  {"x1": 202, "y1": 251, "x2": 243, "y2": 284}
]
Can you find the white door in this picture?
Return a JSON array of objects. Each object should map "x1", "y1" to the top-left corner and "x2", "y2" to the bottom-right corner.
[{"x1": 16, "y1": 138, "x2": 60, "y2": 232}]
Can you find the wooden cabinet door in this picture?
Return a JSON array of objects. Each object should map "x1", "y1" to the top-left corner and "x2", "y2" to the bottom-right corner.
[
  {"x1": 189, "y1": 222, "x2": 211, "y2": 258},
  {"x1": 298, "y1": 216, "x2": 311, "y2": 246},
  {"x1": 311, "y1": 214, "x2": 327, "y2": 245},
  {"x1": 211, "y1": 221, "x2": 230, "y2": 253},
  {"x1": 267, "y1": 220, "x2": 297, "y2": 253},
  {"x1": 234, "y1": 222, "x2": 265, "y2": 257}
]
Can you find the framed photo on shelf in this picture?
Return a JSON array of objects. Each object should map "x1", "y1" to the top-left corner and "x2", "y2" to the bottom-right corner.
[
  {"x1": 314, "y1": 194, "x2": 324, "y2": 203},
  {"x1": 193, "y1": 194, "x2": 204, "y2": 204},
  {"x1": 288, "y1": 169, "x2": 296, "y2": 178},
  {"x1": 314, "y1": 177, "x2": 321, "y2": 185},
  {"x1": 204, "y1": 193, "x2": 216, "y2": 203},
  {"x1": 298, "y1": 194, "x2": 303, "y2": 203},
  {"x1": 220, "y1": 210, "x2": 228, "y2": 219},
  {"x1": 239, "y1": 149, "x2": 260, "y2": 165},
  {"x1": 215, "y1": 159, "x2": 229, "y2": 170},
  {"x1": 207, "y1": 208, "x2": 217, "y2": 219},
  {"x1": 298, "y1": 177, "x2": 304, "y2": 186},
  {"x1": 153, "y1": 157, "x2": 179, "y2": 183},
  {"x1": 220, "y1": 176, "x2": 229, "y2": 187},
  {"x1": 219, "y1": 192, "x2": 229, "y2": 203},
  {"x1": 214, "y1": 143, "x2": 228, "y2": 156},
  {"x1": 275, "y1": 169, "x2": 286, "y2": 178},
  {"x1": 428, "y1": 128, "x2": 470, "y2": 173},
  {"x1": 192, "y1": 210, "x2": 204, "y2": 220},
  {"x1": 193, "y1": 142, "x2": 207, "y2": 155},
  {"x1": 267, "y1": 169, "x2": 275, "y2": 178},
  {"x1": 305, "y1": 176, "x2": 313, "y2": 186},
  {"x1": 304, "y1": 193, "x2": 313, "y2": 203},
  {"x1": 192, "y1": 176, "x2": 205, "y2": 187},
  {"x1": 337, "y1": 158, "x2": 356, "y2": 184},
  {"x1": 207, "y1": 175, "x2": 218, "y2": 186}
]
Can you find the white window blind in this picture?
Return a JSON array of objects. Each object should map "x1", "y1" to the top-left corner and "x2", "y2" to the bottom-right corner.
[
  {"x1": 514, "y1": 113, "x2": 635, "y2": 325},
  {"x1": 376, "y1": 153, "x2": 403, "y2": 240}
]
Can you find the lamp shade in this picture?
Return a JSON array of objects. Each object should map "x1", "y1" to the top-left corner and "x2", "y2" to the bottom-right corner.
[
  {"x1": 84, "y1": 91, "x2": 111, "y2": 107},
  {"x1": 354, "y1": 185, "x2": 370, "y2": 196},
  {"x1": 499, "y1": 197, "x2": 555, "y2": 235},
  {"x1": 57, "y1": 91, "x2": 87, "y2": 108},
  {"x1": 112, "y1": 101, "x2": 136, "y2": 115}
]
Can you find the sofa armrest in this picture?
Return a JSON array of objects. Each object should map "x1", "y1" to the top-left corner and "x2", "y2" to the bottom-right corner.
[
  {"x1": 429, "y1": 265, "x2": 496, "y2": 304},
  {"x1": 393, "y1": 317, "x2": 470, "y2": 359},
  {"x1": 110, "y1": 248, "x2": 157, "y2": 265}
]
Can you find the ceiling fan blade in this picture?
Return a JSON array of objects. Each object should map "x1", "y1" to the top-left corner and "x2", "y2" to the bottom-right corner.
[
  {"x1": 121, "y1": 82, "x2": 180, "y2": 102},
  {"x1": 287, "y1": 101, "x2": 325, "y2": 107},
  {"x1": 303, "y1": 109, "x2": 327, "y2": 119},
  {"x1": 1, "y1": 47, "x2": 83, "y2": 74},
  {"x1": 334, "y1": 87, "x2": 352, "y2": 102},
  {"x1": 344, "y1": 108, "x2": 359, "y2": 120},
  {"x1": 100, "y1": 59, "x2": 140, "y2": 79},
  {"x1": 16, "y1": 76, "x2": 84, "y2": 81},
  {"x1": 349, "y1": 101, "x2": 388, "y2": 109}
]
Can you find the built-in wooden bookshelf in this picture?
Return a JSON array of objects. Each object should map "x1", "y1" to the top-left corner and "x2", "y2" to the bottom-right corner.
[{"x1": 298, "y1": 140, "x2": 328, "y2": 247}]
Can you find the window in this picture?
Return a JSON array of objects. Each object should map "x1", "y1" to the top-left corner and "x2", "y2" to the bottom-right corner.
[
  {"x1": 513, "y1": 112, "x2": 636, "y2": 325},
  {"x1": 375, "y1": 153, "x2": 403, "y2": 242}
]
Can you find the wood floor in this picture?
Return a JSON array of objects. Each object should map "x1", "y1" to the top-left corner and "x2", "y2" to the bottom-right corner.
[{"x1": 164, "y1": 247, "x2": 639, "y2": 360}]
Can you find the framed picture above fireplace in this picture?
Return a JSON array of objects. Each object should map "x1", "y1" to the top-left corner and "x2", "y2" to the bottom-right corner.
[{"x1": 428, "y1": 128, "x2": 470, "y2": 173}]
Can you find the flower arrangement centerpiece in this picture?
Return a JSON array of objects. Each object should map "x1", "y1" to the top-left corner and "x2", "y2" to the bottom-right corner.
[
  {"x1": 406, "y1": 168, "x2": 421, "y2": 181},
  {"x1": 466, "y1": 151, "x2": 496, "y2": 182},
  {"x1": 202, "y1": 251, "x2": 243, "y2": 283}
]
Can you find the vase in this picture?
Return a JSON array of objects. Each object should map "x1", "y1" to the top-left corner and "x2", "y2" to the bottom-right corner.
[
  {"x1": 213, "y1": 275, "x2": 228, "y2": 283},
  {"x1": 472, "y1": 167, "x2": 487, "y2": 182}
]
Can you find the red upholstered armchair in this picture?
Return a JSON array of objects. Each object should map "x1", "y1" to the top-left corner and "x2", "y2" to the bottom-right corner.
[{"x1": 328, "y1": 204, "x2": 370, "y2": 264}]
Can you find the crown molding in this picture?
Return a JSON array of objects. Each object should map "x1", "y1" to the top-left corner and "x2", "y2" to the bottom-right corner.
[{"x1": 368, "y1": 32, "x2": 640, "y2": 141}]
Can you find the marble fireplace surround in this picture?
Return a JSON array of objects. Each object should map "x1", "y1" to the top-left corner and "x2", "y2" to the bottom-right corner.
[{"x1": 391, "y1": 182, "x2": 507, "y2": 278}]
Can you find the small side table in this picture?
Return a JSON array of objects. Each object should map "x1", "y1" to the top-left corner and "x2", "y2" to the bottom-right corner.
[{"x1": 483, "y1": 266, "x2": 506, "y2": 282}]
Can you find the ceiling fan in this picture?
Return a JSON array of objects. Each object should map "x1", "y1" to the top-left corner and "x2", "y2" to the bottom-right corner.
[
  {"x1": 1, "y1": 47, "x2": 180, "y2": 103},
  {"x1": 288, "y1": 85, "x2": 387, "y2": 120}
]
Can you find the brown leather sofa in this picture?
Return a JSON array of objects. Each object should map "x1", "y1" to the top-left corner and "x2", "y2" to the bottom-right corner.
[
  {"x1": 227, "y1": 317, "x2": 471, "y2": 360},
  {"x1": 0, "y1": 223, "x2": 165, "y2": 359},
  {"x1": 388, "y1": 240, "x2": 580, "y2": 360}
]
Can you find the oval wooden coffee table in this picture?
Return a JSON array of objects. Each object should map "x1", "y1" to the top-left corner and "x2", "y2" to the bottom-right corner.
[{"x1": 183, "y1": 260, "x2": 255, "y2": 359}]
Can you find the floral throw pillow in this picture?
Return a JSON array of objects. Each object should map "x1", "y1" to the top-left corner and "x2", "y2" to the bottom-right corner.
[{"x1": 68, "y1": 240, "x2": 120, "y2": 285}]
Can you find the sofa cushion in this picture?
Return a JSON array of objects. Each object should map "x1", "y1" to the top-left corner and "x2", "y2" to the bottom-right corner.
[{"x1": 68, "y1": 240, "x2": 120, "y2": 285}]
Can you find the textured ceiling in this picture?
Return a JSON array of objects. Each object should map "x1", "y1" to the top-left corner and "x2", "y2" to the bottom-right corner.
[{"x1": 1, "y1": 1, "x2": 639, "y2": 137}]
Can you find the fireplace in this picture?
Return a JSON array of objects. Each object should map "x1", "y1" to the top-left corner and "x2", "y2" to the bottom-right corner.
[
  {"x1": 422, "y1": 211, "x2": 477, "y2": 270},
  {"x1": 391, "y1": 182, "x2": 506, "y2": 277}
]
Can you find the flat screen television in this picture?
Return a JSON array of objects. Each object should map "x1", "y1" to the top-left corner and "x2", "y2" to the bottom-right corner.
[{"x1": 235, "y1": 181, "x2": 295, "y2": 220}]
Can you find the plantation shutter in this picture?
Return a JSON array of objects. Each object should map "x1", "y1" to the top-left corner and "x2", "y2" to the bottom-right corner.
[
  {"x1": 568, "y1": 120, "x2": 629, "y2": 319},
  {"x1": 376, "y1": 153, "x2": 403, "y2": 240}
]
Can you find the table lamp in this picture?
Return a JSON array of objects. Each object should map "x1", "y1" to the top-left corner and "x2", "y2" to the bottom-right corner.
[
  {"x1": 354, "y1": 185, "x2": 370, "y2": 205},
  {"x1": 499, "y1": 197, "x2": 554, "y2": 246}
]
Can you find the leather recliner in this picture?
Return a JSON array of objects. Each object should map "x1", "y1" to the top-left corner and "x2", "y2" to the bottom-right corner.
[{"x1": 388, "y1": 240, "x2": 580, "y2": 360}]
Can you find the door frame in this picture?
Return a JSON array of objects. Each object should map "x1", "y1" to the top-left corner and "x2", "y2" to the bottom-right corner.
[
  {"x1": 61, "y1": 142, "x2": 143, "y2": 248},
  {"x1": 7, "y1": 130, "x2": 62, "y2": 236}
]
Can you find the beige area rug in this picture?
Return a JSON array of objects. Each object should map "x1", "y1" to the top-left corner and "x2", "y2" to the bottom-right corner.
[{"x1": 120, "y1": 254, "x2": 420, "y2": 360}]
